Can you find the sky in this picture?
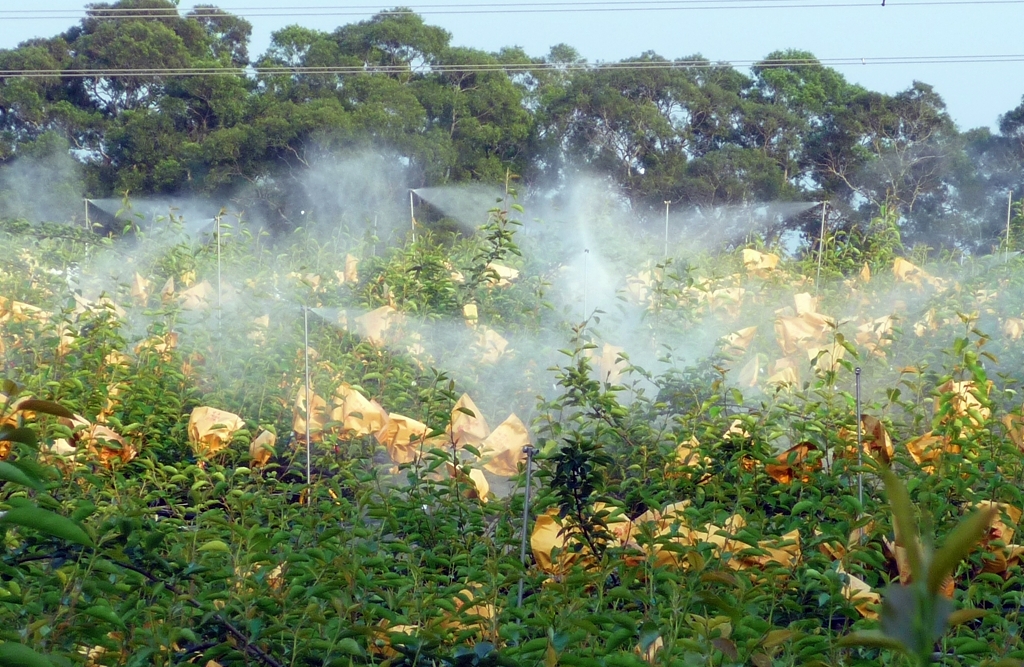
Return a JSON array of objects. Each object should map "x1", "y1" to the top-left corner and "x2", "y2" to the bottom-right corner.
[{"x1": 1, "y1": 1, "x2": 1022, "y2": 131}]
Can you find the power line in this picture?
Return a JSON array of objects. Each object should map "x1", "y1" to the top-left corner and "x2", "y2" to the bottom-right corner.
[
  {"x1": 3, "y1": 0, "x2": 1023, "y2": 19},
  {"x1": 3, "y1": 54, "x2": 1024, "y2": 78}
]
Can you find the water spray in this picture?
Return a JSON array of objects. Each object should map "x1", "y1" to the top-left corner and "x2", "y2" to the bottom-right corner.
[
  {"x1": 815, "y1": 201, "x2": 827, "y2": 293},
  {"x1": 663, "y1": 201, "x2": 670, "y2": 258},
  {"x1": 517, "y1": 444, "x2": 537, "y2": 607},
  {"x1": 303, "y1": 305, "x2": 312, "y2": 504},
  {"x1": 855, "y1": 367, "x2": 863, "y2": 507}
]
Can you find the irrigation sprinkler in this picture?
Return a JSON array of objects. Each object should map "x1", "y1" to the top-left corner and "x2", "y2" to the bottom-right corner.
[
  {"x1": 303, "y1": 306, "x2": 312, "y2": 504},
  {"x1": 1006, "y1": 192, "x2": 1014, "y2": 263},
  {"x1": 215, "y1": 215, "x2": 223, "y2": 313},
  {"x1": 815, "y1": 202, "x2": 827, "y2": 293},
  {"x1": 855, "y1": 367, "x2": 863, "y2": 507},
  {"x1": 663, "y1": 201, "x2": 671, "y2": 258},
  {"x1": 84, "y1": 198, "x2": 90, "y2": 232},
  {"x1": 517, "y1": 445, "x2": 537, "y2": 607},
  {"x1": 409, "y1": 190, "x2": 416, "y2": 243}
]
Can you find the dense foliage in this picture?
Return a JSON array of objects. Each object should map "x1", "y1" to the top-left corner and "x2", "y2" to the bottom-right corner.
[{"x1": 0, "y1": 191, "x2": 1023, "y2": 667}]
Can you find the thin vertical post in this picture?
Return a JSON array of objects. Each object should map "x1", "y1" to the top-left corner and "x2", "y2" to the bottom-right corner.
[
  {"x1": 372, "y1": 215, "x2": 378, "y2": 257},
  {"x1": 409, "y1": 190, "x2": 416, "y2": 243},
  {"x1": 216, "y1": 216, "x2": 222, "y2": 312},
  {"x1": 517, "y1": 445, "x2": 537, "y2": 607},
  {"x1": 855, "y1": 367, "x2": 863, "y2": 507},
  {"x1": 663, "y1": 201, "x2": 670, "y2": 258},
  {"x1": 1006, "y1": 191, "x2": 1014, "y2": 263},
  {"x1": 815, "y1": 201, "x2": 827, "y2": 292},
  {"x1": 84, "y1": 199, "x2": 90, "y2": 232},
  {"x1": 303, "y1": 306, "x2": 312, "y2": 504},
  {"x1": 583, "y1": 249, "x2": 589, "y2": 321}
]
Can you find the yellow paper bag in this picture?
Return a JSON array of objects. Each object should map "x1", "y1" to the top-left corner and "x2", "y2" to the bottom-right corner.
[
  {"x1": 449, "y1": 394, "x2": 490, "y2": 448},
  {"x1": 375, "y1": 413, "x2": 434, "y2": 464},
  {"x1": 188, "y1": 406, "x2": 245, "y2": 456},
  {"x1": 330, "y1": 383, "x2": 387, "y2": 438},
  {"x1": 250, "y1": 430, "x2": 276, "y2": 467},
  {"x1": 480, "y1": 413, "x2": 529, "y2": 476}
]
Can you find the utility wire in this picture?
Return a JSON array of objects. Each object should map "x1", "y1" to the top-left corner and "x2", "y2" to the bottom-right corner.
[
  {"x1": 3, "y1": 0, "x2": 1024, "y2": 19},
  {"x1": 3, "y1": 54, "x2": 1024, "y2": 78}
]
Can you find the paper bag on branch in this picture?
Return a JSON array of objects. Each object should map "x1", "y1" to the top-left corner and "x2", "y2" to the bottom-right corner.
[
  {"x1": 189, "y1": 406, "x2": 245, "y2": 456},
  {"x1": 449, "y1": 394, "x2": 490, "y2": 448},
  {"x1": 837, "y1": 564, "x2": 880, "y2": 619},
  {"x1": 250, "y1": 430, "x2": 276, "y2": 467},
  {"x1": 585, "y1": 343, "x2": 626, "y2": 385},
  {"x1": 475, "y1": 327, "x2": 508, "y2": 364},
  {"x1": 905, "y1": 432, "x2": 957, "y2": 473},
  {"x1": 131, "y1": 272, "x2": 150, "y2": 304},
  {"x1": 935, "y1": 379, "x2": 991, "y2": 430},
  {"x1": 485, "y1": 262, "x2": 519, "y2": 287},
  {"x1": 722, "y1": 326, "x2": 757, "y2": 357},
  {"x1": 179, "y1": 281, "x2": 214, "y2": 310},
  {"x1": 330, "y1": 383, "x2": 387, "y2": 439},
  {"x1": 838, "y1": 414, "x2": 894, "y2": 464},
  {"x1": 375, "y1": 413, "x2": 436, "y2": 464},
  {"x1": 161, "y1": 277, "x2": 175, "y2": 302},
  {"x1": 345, "y1": 254, "x2": 359, "y2": 283},
  {"x1": 87, "y1": 424, "x2": 137, "y2": 467},
  {"x1": 742, "y1": 249, "x2": 779, "y2": 276},
  {"x1": 531, "y1": 511, "x2": 583, "y2": 574},
  {"x1": 292, "y1": 390, "x2": 328, "y2": 444},
  {"x1": 355, "y1": 306, "x2": 399, "y2": 346},
  {"x1": 480, "y1": 413, "x2": 529, "y2": 476},
  {"x1": 765, "y1": 443, "x2": 819, "y2": 484},
  {"x1": 446, "y1": 463, "x2": 490, "y2": 502}
]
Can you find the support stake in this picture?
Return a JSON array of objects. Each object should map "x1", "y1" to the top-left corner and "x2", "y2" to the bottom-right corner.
[
  {"x1": 517, "y1": 445, "x2": 537, "y2": 607},
  {"x1": 583, "y1": 249, "x2": 589, "y2": 321},
  {"x1": 409, "y1": 190, "x2": 416, "y2": 243},
  {"x1": 815, "y1": 201, "x2": 827, "y2": 292},
  {"x1": 1006, "y1": 191, "x2": 1014, "y2": 263},
  {"x1": 855, "y1": 367, "x2": 863, "y2": 507},
  {"x1": 663, "y1": 201, "x2": 670, "y2": 258},
  {"x1": 303, "y1": 306, "x2": 312, "y2": 504}
]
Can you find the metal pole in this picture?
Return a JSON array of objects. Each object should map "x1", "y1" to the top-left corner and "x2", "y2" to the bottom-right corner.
[
  {"x1": 304, "y1": 306, "x2": 312, "y2": 504},
  {"x1": 517, "y1": 445, "x2": 537, "y2": 607},
  {"x1": 409, "y1": 190, "x2": 416, "y2": 243},
  {"x1": 583, "y1": 249, "x2": 589, "y2": 321},
  {"x1": 216, "y1": 216, "x2": 222, "y2": 312},
  {"x1": 1006, "y1": 191, "x2": 1014, "y2": 263},
  {"x1": 663, "y1": 201, "x2": 670, "y2": 258},
  {"x1": 855, "y1": 367, "x2": 863, "y2": 507},
  {"x1": 84, "y1": 199, "x2": 90, "y2": 231},
  {"x1": 815, "y1": 201, "x2": 827, "y2": 292}
]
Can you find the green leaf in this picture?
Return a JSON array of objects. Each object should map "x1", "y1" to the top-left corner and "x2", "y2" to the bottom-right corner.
[
  {"x1": 0, "y1": 427, "x2": 36, "y2": 447},
  {"x1": 82, "y1": 605, "x2": 125, "y2": 629},
  {"x1": 0, "y1": 462, "x2": 42, "y2": 491},
  {"x1": 927, "y1": 507, "x2": 997, "y2": 596},
  {"x1": 0, "y1": 642, "x2": 55, "y2": 667},
  {"x1": 198, "y1": 540, "x2": 230, "y2": 553},
  {"x1": 947, "y1": 608, "x2": 986, "y2": 626},
  {"x1": 14, "y1": 400, "x2": 72, "y2": 419},
  {"x1": 881, "y1": 468, "x2": 923, "y2": 582},
  {"x1": 0, "y1": 506, "x2": 93, "y2": 547},
  {"x1": 837, "y1": 630, "x2": 906, "y2": 651}
]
